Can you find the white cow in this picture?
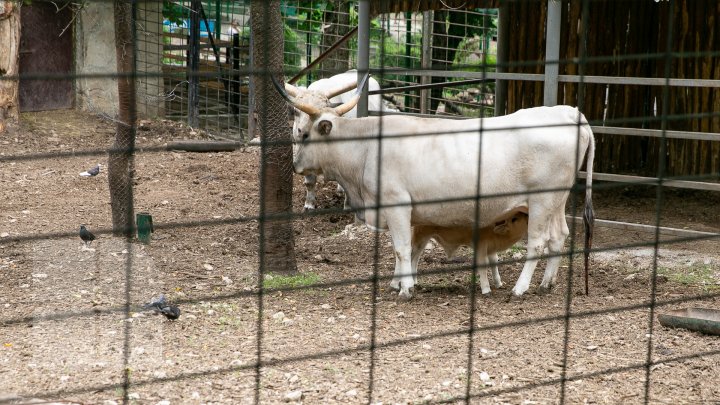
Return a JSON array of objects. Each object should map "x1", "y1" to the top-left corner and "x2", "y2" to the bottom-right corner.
[
  {"x1": 288, "y1": 70, "x2": 395, "y2": 210},
  {"x1": 280, "y1": 80, "x2": 595, "y2": 299}
]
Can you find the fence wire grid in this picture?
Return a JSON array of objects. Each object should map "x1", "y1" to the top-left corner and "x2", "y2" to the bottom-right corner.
[{"x1": 1, "y1": 0, "x2": 720, "y2": 404}]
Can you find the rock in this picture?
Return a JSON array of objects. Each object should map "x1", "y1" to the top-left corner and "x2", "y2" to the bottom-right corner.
[
  {"x1": 272, "y1": 311, "x2": 285, "y2": 321},
  {"x1": 127, "y1": 393, "x2": 140, "y2": 400},
  {"x1": 479, "y1": 371, "x2": 491, "y2": 382},
  {"x1": 284, "y1": 390, "x2": 303, "y2": 402},
  {"x1": 586, "y1": 345, "x2": 599, "y2": 351},
  {"x1": 155, "y1": 400, "x2": 170, "y2": 405},
  {"x1": 203, "y1": 263, "x2": 214, "y2": 271},
  {"x1": 288, "y1": 374, "x2": 299, "y2": 384},
  {"x1": 321, "y1": 303, "x2": 331, "y2": 310},
  {"x1": 346, "y1": 389, "x2": 358, "y2": 397},
  {"x1": 0, "y1": 233, "x2": 9, "y2": 238}
]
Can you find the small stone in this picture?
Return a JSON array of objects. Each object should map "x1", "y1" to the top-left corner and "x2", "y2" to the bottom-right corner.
[
  {"x1": 352, "y1": 333, "x2": 361, "y2": 340},
  {"x1": 282, "y1": 318, "x2": 295, "y2": 326},
  {"x1": 60, "y1": 375, "x2": 69, "y2": 382},
  {"x1": 128, "y1": 393, "x2": 140, "y2": 400},
  {"x1": 155, "y1": 401, "x2": 170, "y2": 405},
  {"x1": 0, "y1": 233, "x2": 9, "y2": 238},
  {"x1": 284, "y1": 390, "x2": 303, "y2": 402},
  {"x1": 203, "y1": 263, "x2": 214, "y2": 271},
  {"x1": 272, "y1": 311, "x2": 285, "y2": 321},
  {"x1": 397, "y1": 312, "x2": 405, "y2": 318},
  {"x1": 230, "y1": 359, "x2": 243, "y2": 367},
  {"x1": 321, "y1": 303, "x2": 331, "y2": 310},
  {"x1": 345, "y1": 389, "x2": 358, "y2": 397},
  {"x1": 327, "y1": 317, "x2": 336, "y2": 324},
  {"x1": 191, "y1": 392, "x2": 201, "y2": 399},
  {"x1": 422, "y1": 344, "x2": 432, "y2": 350},
  {"x1": 32, "y1": 273, "x2": 48, "y2": 279},
  {"x1": 586, "y1": 345, "x2": 599, "y2": 351},
  {"x1": 153, "y1": 370, "x2": 167, "y2": 379},
  {"x1": 288, "y1": 374, "x2": 299, "y2": 384},
  {"x1": 479, "y1": 371, "x2": 491, "y2": 382},
  {"x1": 161, "y1": 200, "x2": 169, "y2": 205}
]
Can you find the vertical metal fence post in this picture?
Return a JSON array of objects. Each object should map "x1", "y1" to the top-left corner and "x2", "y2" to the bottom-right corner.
[
  {"x1": 494, "y1": 3, "x2": 509, "y2": 116},
  {"x1": 420, "y1": 11, "x2": 433, "y2": 114},
  {"x1": 188, "y1": 0, "x2": 201, "y2": 127},
  {"x1": 544, "y1": 0, "x2": 561, "y2": 107},
  {"x1": 357, "y1": 0, "x2": 370, "y2": 117}
]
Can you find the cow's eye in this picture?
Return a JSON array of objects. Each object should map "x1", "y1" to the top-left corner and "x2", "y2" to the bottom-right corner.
[{"x1": 302, "y1": 132, "x2": 309, "y2": 141}]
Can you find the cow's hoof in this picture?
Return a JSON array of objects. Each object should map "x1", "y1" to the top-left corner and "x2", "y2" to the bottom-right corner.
[
  {"x1": 303, "y1": 204, "x2": 316, "y2": 211},
  {"x1": 398, "y1": 289, "x2": 413, "y2": 301},
  {"x1": 389, "y1": 280, "x2": 401, "y2": 291},
  {"x1": 536, "y1": 285, "x2": 553, "y2": 295},
  {"x1": 480, "y1": 288, "x2": 492, "y2": 296},
  {"x1": 505, "y1": 292, "x2": 524, "y2": 303},
  {"x1": 511, "y1": 286, "x2": 527, "y2": 297}
]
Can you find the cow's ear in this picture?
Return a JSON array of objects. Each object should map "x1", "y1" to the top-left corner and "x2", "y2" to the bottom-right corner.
[{"x1": 318, "y1": 120, "x2": 333, "y2": 136}]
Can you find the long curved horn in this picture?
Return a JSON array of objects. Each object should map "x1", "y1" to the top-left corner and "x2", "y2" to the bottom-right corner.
[
  {"x1": 324, "y1": 81, "x2": 360, "y2": 100},
  {"x1": 271, "y1": 74, "x2": 321, "y2": 116},
  {"x1": 332, "y1": 73, "x2": 370, "y2": 116},
  {"x1": 284, "y1": 83, "x2": 300, "y2": 97},
  {"x1": 334, "y1": 95, "x2": 360, "y2": 116}
]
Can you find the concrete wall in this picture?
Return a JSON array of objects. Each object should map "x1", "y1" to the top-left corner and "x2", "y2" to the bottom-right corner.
[
  {"x1": 75, "y1": 3, "x2": 118, "y2": 118},
  {"x1": 75, "y1": 2, "x2": 164, "y2": 119}
]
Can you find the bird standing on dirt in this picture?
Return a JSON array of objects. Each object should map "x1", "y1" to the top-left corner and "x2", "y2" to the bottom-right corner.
[
  {"x1": 79, "y1": 164, "x2": 101, "y2": 177},
  {"x1": 143, "y1": 294, "x2": 181, "y2": 320},
  {"x1": 79, "y1": 225, "x2": 96, "y2": 247}
]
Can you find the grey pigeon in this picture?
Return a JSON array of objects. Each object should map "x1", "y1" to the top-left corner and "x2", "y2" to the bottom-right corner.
[
  {"x1": 143, "y1": 294, "x2": 167, "y2": 311},
  {"x1": 144, "y1": 294, "x2": 180, "y2": 320},
  {"x1": 79, "y1": 164, "x2": 101, "y2": 177},
  {"x1": 79, "y1": 225, "x2": 96, "y2": 246}
]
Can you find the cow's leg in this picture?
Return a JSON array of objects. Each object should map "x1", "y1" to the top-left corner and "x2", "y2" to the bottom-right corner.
[
  {"x1": 539, "y1": 211, "x2": 570, "y2": 292},
  {"x1": 512, "y1": 207, "x2": 551, "y2": 296},
  {"x1": 303, "y1": 173, "x2": 318, "y2": 210},
  {"x1": 384, "y1": 207, "x2": 414, "y2": 300},
  {"x1": 489, "y1": 252, "x2": 503, "y2": 288}
]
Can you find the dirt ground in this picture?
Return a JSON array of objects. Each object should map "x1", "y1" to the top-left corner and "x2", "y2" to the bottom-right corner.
[{"x1": 1, "y1": 110, "x2": 719, "y2": 405}]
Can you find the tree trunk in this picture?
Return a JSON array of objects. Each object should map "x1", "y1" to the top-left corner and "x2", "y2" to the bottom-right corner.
[
  {"x1": 0, "y1": 1, "x2": 20, "y2": 133},
  {"x1": 251, "y1": 0, "x2": 297, "y2": 275},
  {"x1": 319, "y1": 0, "x2": 351, "y2": 78},
  {"x1": 109, "y1": 0, "x2": 136, "y2": 237}
]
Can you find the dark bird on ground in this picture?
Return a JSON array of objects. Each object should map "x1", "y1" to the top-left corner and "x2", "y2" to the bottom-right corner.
[
  {"x1": 159, "y1": 305, "x2": 181, "y2": 320},
  {"x1": 144, "y1": 294, "x2": 181, "y2": 320},
  {"x1": 79, "y1": 164, "x2": 101, "y2": 177},
  {"x1": 79, "y1": 225, "x2": 96, "y2": 246}
]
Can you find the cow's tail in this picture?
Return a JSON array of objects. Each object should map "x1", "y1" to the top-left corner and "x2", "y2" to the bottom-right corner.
[{"x1": 580, "y1": 114, "x2": 595, "y2": 295}]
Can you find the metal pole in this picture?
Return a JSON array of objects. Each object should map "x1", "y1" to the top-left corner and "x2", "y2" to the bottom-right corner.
[
  {"x1": 494, "y1": 3, "x2": 509, "y2": 115},
  {"x1": 420, "y1": 10, "x2": 433, "y2": 114},
  {"x1": 188, "y1": 0, "x2": 201, "y2": 127},
  {"x1": 357, "y1": 0, "x2": 370, "y2": 117},
  {"x1": 543, "y1": 0, "x2": 561, "y2": 106}
]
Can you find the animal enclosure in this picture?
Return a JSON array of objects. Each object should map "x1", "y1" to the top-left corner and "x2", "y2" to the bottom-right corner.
[{"x1": 1, "y1": 1, "x2": 719, "y2": 404}]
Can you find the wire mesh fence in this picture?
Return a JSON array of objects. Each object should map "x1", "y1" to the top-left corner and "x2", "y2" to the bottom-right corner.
[{"x1": 1, "y1": 0, "x2": 720, "y2": 404}]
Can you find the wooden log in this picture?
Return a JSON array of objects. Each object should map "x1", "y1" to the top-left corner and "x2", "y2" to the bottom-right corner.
[{"x1": 166, "y1": 140, "x2": 243, "y2": 152}]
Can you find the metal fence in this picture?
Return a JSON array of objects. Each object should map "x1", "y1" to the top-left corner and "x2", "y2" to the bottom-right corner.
[
  {"x1": 133, "y1": 1, "x2": 499, "y2": 139},
  {"x1": 2, "y1": 0, "x2": 720, "y2": 404}
]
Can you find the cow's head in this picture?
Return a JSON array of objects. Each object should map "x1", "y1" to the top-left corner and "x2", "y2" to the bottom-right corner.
[{"x1": 272, "y1": 75, "x2": 367, "y2": 174}]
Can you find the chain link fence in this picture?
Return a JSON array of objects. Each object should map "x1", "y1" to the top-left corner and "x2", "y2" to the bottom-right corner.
[{"x1": 1, "y1": 0, "x2": 719, "y2": 404}]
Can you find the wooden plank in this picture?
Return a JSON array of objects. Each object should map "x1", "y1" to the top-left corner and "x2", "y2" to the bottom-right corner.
[
  {"x1": 566, "y1": 216, "x2": 720, "y2": 238},
  {"x1": 166, "y1": 140, "x2": 242, "y2": 152}
]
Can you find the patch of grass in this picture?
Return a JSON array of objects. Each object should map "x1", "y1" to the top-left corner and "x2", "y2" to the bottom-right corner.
[
  {"x1": 657, "y1": 264, "x2": 719, "y2": 290},
  {"x1": 263, "y1": 272, "x2": 321, "y2": 290}
]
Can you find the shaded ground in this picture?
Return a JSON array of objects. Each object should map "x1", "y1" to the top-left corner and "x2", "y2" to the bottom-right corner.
[{"x1": 1, "y1": 110, "x2": 719, "y2": 404}]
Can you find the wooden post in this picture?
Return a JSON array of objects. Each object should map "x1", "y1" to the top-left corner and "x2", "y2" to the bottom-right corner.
[
  {"x1": 0, "y1": 1, "x2": 20, "y2": 133},
  {"x1": 543, "y1": 0, "x2": 561, "y2": 107}
]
